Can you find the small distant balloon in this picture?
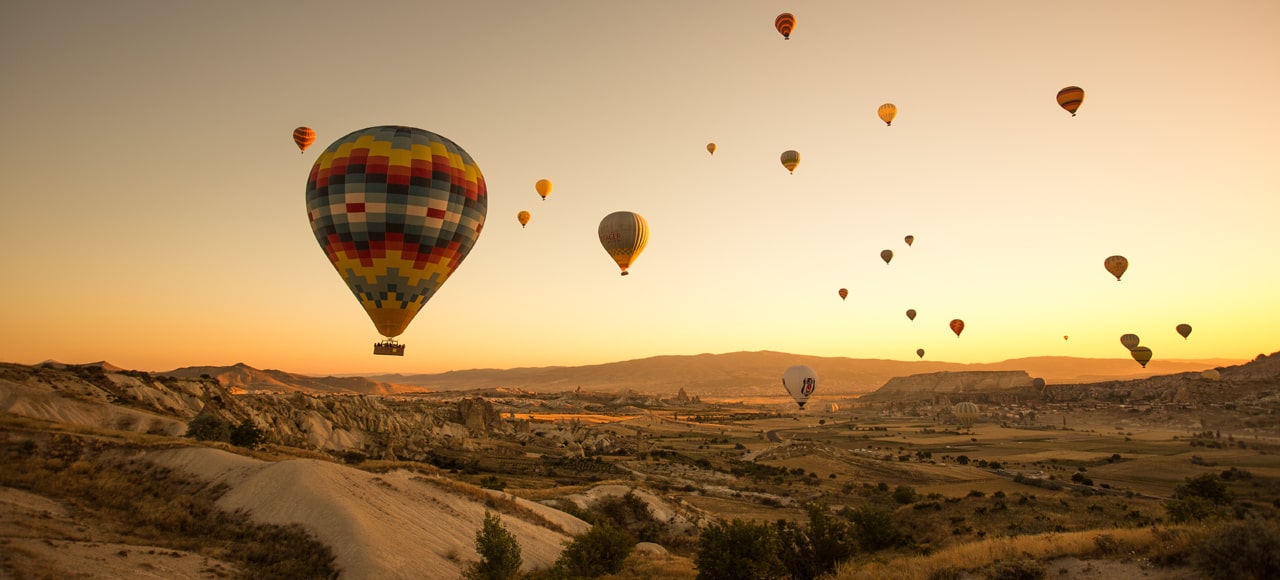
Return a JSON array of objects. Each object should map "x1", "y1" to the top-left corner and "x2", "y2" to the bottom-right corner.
[
  {"x1": 916, "y1": 348, "x2": 925, "y2": 359},
  {"x1": 838, "y1": 288, "x2": 848, "y2": 301},
  {"x1": 953, "y1": 401, "x2": 979, "y2": 428},
  {"x1": 1104, "y1": 255, "x2": 1129, "y2": 281},
  {"x1": 950, "y1": 319, "x2": 965, "y2": 337},
  {"x1": 878, "y1": 103, "x2": 897, "y2": 126},
  {"x1": 1120, "y1": 334, "x2": 1140, "y2": 351},
  {"x1": 1057, "y1": 86, "x2": 1085, "y2": 116},
  {"x1": 775, "y1": 13, "x2": 796, "y2": 40},
  {"x1": 1201, "y1": 369, "x2": 1220, "y2": 381},
  {"x1": 598, "y1": 211, "x2": 649, "y2": 276},
  {"x1": 517, "y1": 210, "x2": 531, "y2": 228},
  {"x1": 1064, "y1": 335, "x2": 1069, "y2": 341},
  {"x1": 781, "y1": 150, "x2": 800, "y2": 174},
  {"x1": 880, "y1": 249, "x2": 893, "y2": 264},
  {"x1": 707, "y1": 142, "x2": 716, "y2": 155},
  {"x1": 904, "y1": 235, "x2": 914, "y2": 247},
  {"x1": 906, "y1": 309, "x2": 917, "y2": 321},
  {"x1": 1130, "y1": 346, "x2": 1153, "y2": 368},
  {"x1": 292, "y1": 126, "x2": 316, "y2": 153},
  {"x1": 535, "y1": 179, "x2": 552, "y2": 201},
  {"x1": 1176, "y1": 323, "x2": 1192, "y2": 339}
]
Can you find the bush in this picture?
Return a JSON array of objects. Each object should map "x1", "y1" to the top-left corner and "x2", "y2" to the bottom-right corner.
[
  {"x1": 1165, "y1": 496, "x2": 1225, "y2": 524},
  {"x1": 893, "y1": 485, "x2": 919, "y2": 504},
  {"x1": 466, "y1": 511, "x2": 522, "y2": 580},
  {"x1": 229, "y1": 418, "x2": 264, "y2": 448},
  {"x1": 554, "y1": 519, "x2": 635, "y2": 578},
  {"x1": 1176, "y1": 473, "x2": 1232, "y2": 505},
  {"x1": 985, "y1": 559, "x2": 1045, "y2": 580},
  {"x1": 186, "y1": 413, "x2": 230, "y2": 442},
  {"x1": 695, "y1": 519, "x2": 786, "y2": 580},
  {"x1": 844, "y1": 506, "x2": 904, "y2": 552},
  {"x1": 1192, "y1": 518, "x2": 1280, "y2": 579}
]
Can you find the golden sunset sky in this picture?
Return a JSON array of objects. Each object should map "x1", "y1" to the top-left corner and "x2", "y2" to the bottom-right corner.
[{"x1": 2, "y1": 1, "x2": 1277, "y2": 375}]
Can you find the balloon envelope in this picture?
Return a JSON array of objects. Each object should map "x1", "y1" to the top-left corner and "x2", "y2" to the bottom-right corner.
[
  {"x1": 1131, "y1": 346, "x2": 1153, "y2": 368},
  {"x1": 916, "y1": 348, "x2": 925, "y2": 359},
  {"x1": 838, "y1": 288, "x2": 848, "y2": 301},
  {"x1": 1057, "y1": 86, "x2": 1085, "y2": 116},
  {"x1": 517, "y1": 210, "x2": 531, "y2": 228},
  {"x1": 781, "y1": 365, "x2": 817, "y2": 408},
  {"x1": 598, "y1": 211, "x2": 649, "y2": 276},
  {"x1": 1032, "y1": 377, "x2": 1046, "y2": 390},
  {"x1": 780, "y1": 150, "x2": 800, "y2": 173},
  {"x1": 880, "y1": 249, "x2": 893, "y2": 264},
  {"x1": 950, "y1": 319, "x2": 965, "y2": 337},
  {"x1": 954, "y1": 402, "x2": 979, "y2": 427},
  {"x1": 878, "y1": 103, "x2": 897, "y2": 126},
  {"x1": 1104, "y1": 255, "x2": 1128, "y2": 280},
  {"x1": 706, "y1": 142, "x2": 716, "y2": 155},
  {"x1": 904, "y1": 235, "x2": 914, "y2": 246},
  {"x1": 535, "y1": 179, "x2": 552, "y2": 200},
  {"x1": 774, "y1": 13, "x2": 795, "y2": 39},
  {"x1": 906, "y1": 309, "x2": 916, "y2": 321},
  {"x1": 1120, "y1": 334, "x2": 1140, "y2": 351},
  {"x1": 1176, "y1": 323, "x2": 1192, "y2": 339},
  {"x1": 293, "y1": 126, "x2": 316, "y2": 153},
  {"x1": 305, "y1": 125, "x2": 487, "y2": 339}
]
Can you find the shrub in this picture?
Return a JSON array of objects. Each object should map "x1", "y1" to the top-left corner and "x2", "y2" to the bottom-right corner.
[
  {"x1": 555, "y1": 519, "x2": 635, "y2": 578},
  {"x1": 844, "y1": 506, "x2": 904, "y2": 551},
  {"x1": 985, "y1": 558, "x2": 1045, "y2": 580},
  {"x1": 893, "y1": 485, "x2": 919, "y2": 504},
  {"x1": 229, "y1": 418, "x2": 264, "y2": 448},
  {"x1": 694, "y1": 519, "x2": 785, "y2": 580},
  {"x1": 1192, "y1": 518, "x2": 1280, "y2": 580},
  {"x1": 466, "y1": 511, "x2": 522, "y2": 580},
  {"x1": 185, "y1": 413, "x2": 230, "y2": 442},
  {"x1": 1176, "y1": 473, "x2": 1232, "y2": 505}
]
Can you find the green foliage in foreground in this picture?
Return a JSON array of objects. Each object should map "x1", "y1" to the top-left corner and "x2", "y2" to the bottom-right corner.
[
  {"x1": 1192, "y1": 517, "x2": 1280, "y2": 580},
  {"x1": 552, "y1": 519, "x2": 636, "y2": 578},
  {"x1": 467, "y1": 511, "x2": 523, "y2": 580}
]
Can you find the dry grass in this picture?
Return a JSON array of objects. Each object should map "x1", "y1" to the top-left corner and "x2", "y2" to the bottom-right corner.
[
  {"x1": 600, "y1": 552, "x2": 697, "y2": 579},
  {"x1": 412, "y1": 474, "x2": 569, "y2": 535}
]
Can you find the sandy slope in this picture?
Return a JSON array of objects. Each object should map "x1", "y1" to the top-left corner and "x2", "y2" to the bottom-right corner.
[{"x1": 146, "y1": 448, "x2": 589, "y2": 579}]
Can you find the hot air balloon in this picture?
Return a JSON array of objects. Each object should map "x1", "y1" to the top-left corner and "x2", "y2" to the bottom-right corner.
[
  {"x1": 906, "y1": 309, "x2": 917, "y2": 321},
  {"x1": 598, "y1": 211, "x2": 649, "y2": 276},
  {"x1": 904, "y1": 235, "x2": 914, "y2": 247},
  {"x1": 781, "y1": 150, "x2": 800, "y2": 173},
  {"x1": 517, "y1": 211, "x2": 531, "y2": 228},
  {"x1": 781, "y1": 365, "x2": 817, "y2": 409},
  {"x1": 775, "y1": 13, "x2": 795, "y2": 40},
  {"x1": 838, "y1": 288, "x2": 848, "y2": 301},
  {"x1": 1057, "y1": 86, "x2": 1085, "y2": 116},
  {"x1": 916, "y1": 348, "x2": 925, "y2": 359},
  {"x1": 950, "y1": 319, "x2": 965, "y2": 337},
  {"x1": 880, "y1": 249, "x2": 893, "y2": 264},
  {"x1": 1131, "y1": 346, "x2": 1153, "y2": 368},
  {"x1": 707, "y1": 143, "x2": 716, "y2": 155},
  {"x1": 305, "y1": 125, "x2": 487, "y2": 356},
  {"x1": 878, "y1": 103, "x2": 897, "y2": 126},
  {"x1": 1064, "y1": 335, "x2": 1069, "y2": 340},
  {"x1": 535, "y1": 179, "x2": 552, "y2": 201},
  {"x1": 1176, "y1": 323, "x2": 1192, "y2": 339},
  {"x1": 293, "y1": 126, "x2": 316, "y2": 153},
  {"x1": 1104, "y1": 255, "x2": 1128, "y2": 281},
  {"x1": 953, "y1": 402, "x2": 979, "y2": 428},
  {"x1": 1201, "y1": 369, "x2": 1221, "y2": 381},
  {"x1": 1032, "y1": 377, "x2": 1046, "y2": 390},
  {"x1": 1120, "y1": 334, "x2": 1140, "y2": 351}
]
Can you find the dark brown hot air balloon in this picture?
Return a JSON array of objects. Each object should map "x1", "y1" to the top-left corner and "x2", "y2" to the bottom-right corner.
[
  {"x1": 1131, "y1": 346, "x2": 1153, "y2": 368},
  {"x1": 880, "y1": 249, "x2": 893, "y2": 264},
  {"x1": 1057, "y1": 86, "x2": 1085, "y2": 116},
  {"x1": 950, "y1": 319, "x2": 965, "y2": 337},
  {"x1": 1104, "y1": 255, "x2": 1129, "y2": 281},
  {"x1": 1176, "y1": 323, "x2": 1192, "y2": 339},
  {"x1": 838, "y1": 288, "x2": 848, "y2": 301},
  {"x1": 906, "y1": 309, "x2": 916, "y2": 321}
]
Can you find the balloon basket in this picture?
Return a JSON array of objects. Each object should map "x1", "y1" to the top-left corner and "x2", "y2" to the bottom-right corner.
[{"x1": 374, "y1": 340, "x2": 405, "y2": 356}]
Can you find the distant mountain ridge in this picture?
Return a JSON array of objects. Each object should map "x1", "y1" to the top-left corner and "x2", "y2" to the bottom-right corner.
[{"x1": 162, "y1": 362, "x2": 422, "y2": 395}]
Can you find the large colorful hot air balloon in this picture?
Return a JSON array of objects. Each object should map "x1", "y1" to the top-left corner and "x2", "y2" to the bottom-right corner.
[
  {"x1": 1057, "y1": 86, "x2": 1085, "y2": 116},
  {"x1": 838, "y1": 288, "x2": 848, "y2": 301},
  {"x1": 305, "y1": 125, "x2": 487, "y2": 356},
  {"x1": 535, "y1": 179, "x2": 552, "y2": 201},
  {"x1": 781, "y1": 150, "x2": 800, "y2": 174},
  {"x1": 950, "y1": 319, "x2": 965, "y2": 337},
  {"x1": 1176, "y1": 323, "x2": 1192, "y2": 339},
  {"x1": 880, "y1": 249, "x2": 893, "y2": 264},
  {"x1": 517, "y1": 211, "x2": 531, "y2": 228},
  {"x1": 1120, "y1": 334, "x2": 1140, "y2": 351},
  {"x1": 906, "y1": 309, "x2": 917, "y2": 321},
  {"x1": 1130, "y1": 346, "x2": 1153, "y2": 368},
  {"x1": 916, "y1": 348, "x2": 925, "y2": 359},
  {"x1": 707, "y1": 143, "x2": 716, "y2": 155},
  {"x1": 293, "y1": 126, "x2": 316, "y2": 153},
  {"x1": 775, "y1": 13, "x2": 795, "y2": 40},
  {"x1": 904, "y1": 235, "x2": 914, "y2": 247},
  {"x1": 1104, "y1": 255, "x2": 1128, "y2": 281},
  {"x1": 598, "y1": 211, "x2": 649, "y2": 276},
  {"x1": 878, "y1": 103, "x2": 897, "y2": 126},
  {"x1": 781, "y1": 365, "x2": 817, "y2": 409},
  {"x1": 954, "y1": 401, "x2": 979, "y2": 428}
]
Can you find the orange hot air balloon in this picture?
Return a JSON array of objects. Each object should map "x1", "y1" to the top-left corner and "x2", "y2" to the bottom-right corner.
[
  {"x1": 1130, "y1": 346, "x2": 1153, "y2": 368},
  {"x1": 707, "y1": 142, "x2": 716, "y2": 155},
  {"x1": 916, "y1": 348, "x2": 925, "y2": 359},
  {"x1": 880, "y1": 249, "x2": 893, "y2": 264},
  {"x1": 775, "y1": 13, "x2": 795, "y2": 40},
  {"x1": 292, "y1": 126, "x2": 316, "y2": 153},
  {"x1": 1176, "y1": 323, "x2": 1192, "y2": 339},
  {"x1": 1104, "y1": 255, "x2": 1128, "y2": 281},
  {"x1": 780, "y1": 150, "x2": 800, "y2": 173},
  {"x1": 535, "y1": 179, "x2": 552, "y2": 201},
  {"x1": 517, "y1": 210, "x2": 531, "y2": 228},
  {"x1": 838, "y1": 288, "x2": 848, "y2": 301},
  {"x1": 1064, "y1": 335, "x2": 1069, "y2": 340},
  {"x1": 1057, "y1": 86, "x2": 1085, "y2": 116},
  {"x1": 950, "y1": 319, "x2": 965, "y2": 337},
  {"x1": 904, "y1": 235, "x2": 914, "y2": 247},
  {"x1": 878, "y1": 103, "x2": 897, "y2": 126},
  {"x1": 906, "y1": 309, "x2": 916, "y2": 321}
]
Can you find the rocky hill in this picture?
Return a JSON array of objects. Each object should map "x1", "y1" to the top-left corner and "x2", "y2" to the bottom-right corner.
[
  {"x1": 163, "y1": 362, "x2": 421, "y2": 395},
  {"x1": 858, "y1": 371, "x2": 1033, "y2": 402}
]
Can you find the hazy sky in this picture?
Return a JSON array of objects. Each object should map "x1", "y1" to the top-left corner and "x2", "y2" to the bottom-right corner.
[{"x1": 2, "y1": 1, "x2": 1277, "y2": 375}]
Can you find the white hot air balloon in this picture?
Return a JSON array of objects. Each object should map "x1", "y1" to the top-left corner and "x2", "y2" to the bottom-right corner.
[{"x1": 781, "y1": 365, "x2": 818, "y2": 409}]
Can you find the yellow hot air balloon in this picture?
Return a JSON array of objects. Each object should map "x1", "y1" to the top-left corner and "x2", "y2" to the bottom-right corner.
[
  {"x1": 950, "y1": 319, "x2": 965, "y2": 337},
  {"x1": 953, "y1": 401, "x2": 979, "y2": 428},
  {"x1": 878, "y1": 103, "x2": 897, "y2": 126},
  {"x1": 838, "y1": 288, "x2": 848, "y2": 301},
  {"x1": 1120, "y1": 333, "x2": 1140, "y2": 351},
  {"x1": 1201, "y1": 369, "x2": 1221, "y2": 381},
  {"x1": 780, "y1": 150, "x2": 800, "y2": 174},
  {"x1": 906, "y1": 309, "x2": 916, "y2": 321},
  {"x1": 904, "y1": 235, "x2": 914, "y2": 247},
  {"x1": 775, "y1": 13, "x2": 796, "y2": 40},
  {"x1": 1104, "y1": 255, "x2": 1128, "y2": 281},
  {"x1": 598, "y1": 211, "x2": 649, "y2": 276},
  {"x1": 880, "y1": 249, "x2": 893, "y2": 264},
  {"x1": 1131, "y1": 346, "x2": 1153, "y2": 368},
  {"x1": 1176, "y1": 323, "x2": 1192, "y2": 339},
  {"x1": 1057, "y1": 86, "x2": 1085, "y2": 116},
  {"x1": 517, "y1": 210, "x2": 531, "y2": 228},
  {"x1": 707, "y1": 143, "x2": 716, "y2": 155},
  {"x1": 535, "y1": 179, "x2": 552, "y2": 201}
]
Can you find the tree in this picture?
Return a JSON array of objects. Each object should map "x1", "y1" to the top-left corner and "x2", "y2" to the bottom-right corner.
[
  {"x1": 695, "y1": 519, "x2": 786, "y2": 580},
  {"x1": 1176, "y1": 473, "x2": 1232, "y2": 505},
  {"x1": 554, "y1": 519, "x2": 635, "y2": 578},
  {"x1": 466, "y1": 511, "x2": 522, "y2": 580},
  {"x1": 186, "y1": 413, "x2": 230, "y2": 442},
  {"x1": 229, "y1": 418, "x2": 264, "y2": 448}
]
